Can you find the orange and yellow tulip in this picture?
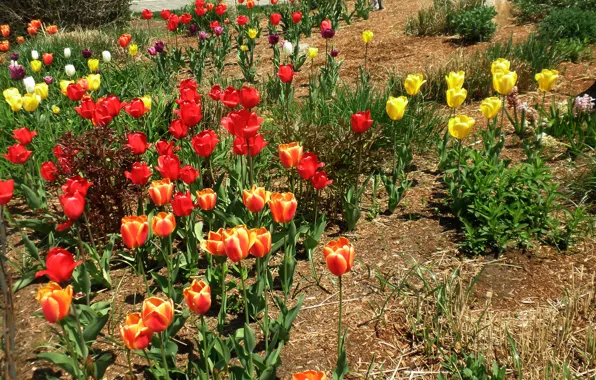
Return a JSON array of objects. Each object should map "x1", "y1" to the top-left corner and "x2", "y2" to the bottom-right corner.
[
  {"x1": 120, "y1": 312, "x2": 153, "y2": 350},
  {"x1": 120, "y1": 215, "x2": 149, "y2": 249},
  {"x1": 293, "y1": 371, "x2": 327, "y2": 380},
  {"x1": 148, "y1": 178, "x2": 174, "y2": 206},
  {"x1": 36, "y1": 282, "x2": 73, "y2": 323},
  {"x1": 151, "y1": 212, "x2": 176, "y2": 237},
  {"x1": 249, "y1": 227, "x2": 271, "y2": 258},
  {"x1": 278, "y1": 142, "x2": 303, "y2": 168},
  {"x1": 183, "y1": 279, "x2": 211, "y2": 315},
  {"x1": 323, "y1": 237, "x2": 355, "y2": 276},
  {"x1": 201, "y1": 228, "x2": 227, "y2": 256},
  {"x1": 141, "y1": 297, "x2": 174, "y2": 332},
  {"x1": 223, "y1": 225, "x2": 255, "y2": 263},
  {"x1": 196, "y1": 188, "x2": 217, "y2": 210},
  {"x1": 242, "y1": 185, "x2": 271, "y2": 213},
  {"x1": 268, "y1": 192, "x2": 297, "y2": 224}
]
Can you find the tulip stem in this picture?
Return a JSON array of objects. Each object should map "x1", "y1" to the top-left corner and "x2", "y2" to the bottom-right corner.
[
  {"x1": 0, "y1": 206, "x2": 17, "y2": 380},
  {"x1": 159, "y1": 332, "x2": 171, "y2": 380},
  {"x1": 82, "y1": 212, "x2": 97, "y2": 254},
  {"x1": 60, "y1": 323, "x2": 85, "y2": 378},
  {"x1": 259, "y1": 257, "x2": 270, "y2": 353},
  {"x1": 246, "y1": 137, "x2": 254, "y2": 187},
  {"x1": 239, "y1": 262, "x2": 255, "y2": 378},
  {"x1": 72, "y1": 304, "x2": 89, "y2": 366},
  {"x1": 338, "y1": 275, "x2": 343, "y2": 359},
  {"x1": 75, "y1": 222, "x2": 90, "y2": 306},
  {"x1": 218, "y1": 262, "x2": 228, "y2": 334},
  {"x1": 127, "y1": 349, "x2": 134, "y2": 377},
  {"x1": 200, "y1": 316, "x2": 211, "y2": 379},
  {"x1": 164, "y1": 236, "x2": 174, "y2": 300}
]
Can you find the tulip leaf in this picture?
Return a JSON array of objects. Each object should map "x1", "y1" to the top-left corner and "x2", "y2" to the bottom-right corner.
[
  {"x1": 19, "y1": 183, "x2": 42, "y2": 209},
  {"x1": 332, "y1": 330, "x2": 349, "y2": 380},
  {"x1": 167, "y1": 307, "x2": 189, "y2": 338},
  {"x1": 14, "y1": 218, "x2": 53, "y2": 235},
  {"x1": 18, "y1": 230, "x2": 41, "y2": 263},
  {"x1": 83, "y1": 313, "x2": 109, "y2": 343},
  {"x1": 12, "y1": 270, "x2": 37, "y2": 292},
  {"x1": 37, "y1": 352, "x2": 78, "y2": 375},
  {"x1": 93, "y1": 352, "x2": 115, "y2": 379},
  {"x1": 258, "y1": 366, "x2": 276, "y2": 380},
  {"x1": 244, "y1": 323, "x2": 256, "y2": 352}
]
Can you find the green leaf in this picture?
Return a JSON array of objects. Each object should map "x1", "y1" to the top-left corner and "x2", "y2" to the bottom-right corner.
[
  {"x1": 19, "y1": 183, "x2": 42, "y2": 209},
  {"x1": 93, "y1": 352, "x2": 115, "y2": 379},
  {"x1": 83, "y1": 313, "x2": 109, "y2": 343},
  {"x1": 244, "y1": 323, "x2": 256, "y2": 352},
  {"x1": 37, "y1": 352, "x2": 78, "y2": 376}
]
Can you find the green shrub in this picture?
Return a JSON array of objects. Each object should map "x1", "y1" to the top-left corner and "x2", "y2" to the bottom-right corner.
[
  {"x1": 452, "y1": 5, "x2": 497, "y2": 42},
  {"x1": 0, "y1": 0, "x2": 131, "y2": 30},
  {"x1": 538, "y1": 8, "x2": 596, "y2": 43},
  {"x1": 404, "y1": 0, "x2": 484, "y2": 36}
]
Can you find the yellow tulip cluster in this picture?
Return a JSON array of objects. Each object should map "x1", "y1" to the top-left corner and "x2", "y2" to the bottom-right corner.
[
  {"x1": 445, "y1": 71, "x2": 467, "y2": 109},
  {"x1": 3, "y1": 87, "x2": 42, "y2": 112},
  {"x1": 491, "y1": 58, "x2": 517, "y2": 96}
]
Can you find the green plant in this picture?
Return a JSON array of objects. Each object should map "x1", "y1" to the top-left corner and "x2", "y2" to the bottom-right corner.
[
  {"x1": 452, "y1": 5, "x2": 497, "y2": 43},
  {"x1": 404, "y1": 0, "x2": 484, "y2": 37},
  {"x1": 538, "y1": 8, "x2": 596, "y2": 43},
  {"x1": 439, "y1": 352, "x2": 507, "y2": 380}
]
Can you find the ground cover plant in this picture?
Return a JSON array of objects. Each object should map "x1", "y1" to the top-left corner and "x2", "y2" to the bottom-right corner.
[{"x1": 0, "y1": 0, "x2": 595, "y2": 378}]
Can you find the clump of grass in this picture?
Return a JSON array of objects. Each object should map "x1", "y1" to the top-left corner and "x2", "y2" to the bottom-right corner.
[{"x1": 404, "y1": 0, "x2": 485, "y2": 37}]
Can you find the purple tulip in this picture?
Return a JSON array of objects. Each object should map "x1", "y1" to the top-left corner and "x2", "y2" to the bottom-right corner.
[
  {"x1": 43, "y1": 76, "x2": 54, "y2": 85},
  {"x1": 268, "y1": 34, "x2": 279, "y2": 45},
  {"x1": 189, "y1": 24, "x2": 198, "y2": 35},
  {"x1": 199, "y1": 31, "x2": 208, "y2": 40},
  {"x1": 8, "y1": 63, "x2": 26, "y2": 81},
  {"x1": 321, "y1": 28, "x2": 335, "y2": 39},
  {"x1": 147, "y1": 46, "x2": 157, "y2": 56},
  {"x1": 330, "y1": 49, "x2": 339, "y2": 58},
  {"x1": 214, "y1": 26, "x2": 223, "y2": 36},
  {"x1": 82, "y1": 49, "x2": 93, "y2": 58},
  {"x1": 9, "y1": 52, "x2": 19, "y2": 61},
  {"x1": 154, "y1": 40, "x2": 165, "y2": 53}
]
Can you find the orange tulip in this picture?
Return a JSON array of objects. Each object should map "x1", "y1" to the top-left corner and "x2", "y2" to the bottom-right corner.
[
  {"x1": 16, "y1": 36, "x2": 24, "y2": 44},
  {"x1": 0, "y1": 40, "x2": 8, "y2": 52},
  {"x1": 293, "y1": 371, "x2": 327, "y2": 380},
  {"x1": 0, "y1": 25, "x2": 9, "y2": 37},
  {"x1": 201, "y1": 228, "x2": 227, "y2": 256},
  {"x1": 268, "y1": 192, "x2": 297, "y2": 224},
  {"x1": 278, "y1": 142, "x2": 303, "y2": 168},
  {"x1": 121, "y1": 215, "x2": 149, "y2": 249},
  {"x1": 249, "y1": 227, "x2": 271, "y2": 258},
  {"x1": 120, "y1": 312, "x2": 153, "y2": 350},
  {"x1": 183, "y1": 279, "x2": 211, "y2": 315},
  {"x1": 141, "y1": 297, "x2": 174, "y2": 332},
  {"x1": 242, "y1": 185, "x2": 270, "y2": 213},
  {"x1": 29, "y1": 19, "x2": 42, "y2": 29},
  {"x1": 196, "y1": 188, "x2": 217, "y2": 210},
  {"x1": 149, "y1": 178, "x2": 174, "y2": 206},
  {"x1": 323, "y1": 237, "x2": 354, "y2": 276},
  {"x1": 118, "y1": 33, "x2": 132, "y2": 48},
  {"x1": 151, "y1": 212, "x2": 176, "y2": 237},
  {"x1": 36, "y1": 282, "x2": 73, "y2": 323},
  {"x1": 27, "y1": 26, "x2": 38, "y2": 35},
  {"x1": 46, "y1": 25, "x2": 58, "y2": 34},
  {"x1": 223, "y1": 225, "x2": 255, "y2": 263}
]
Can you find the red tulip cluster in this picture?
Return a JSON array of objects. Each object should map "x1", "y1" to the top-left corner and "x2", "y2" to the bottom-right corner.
[
  {"x1": 278, "y1": 143, "x2": 333, "y2": 190},
  {"x1": 59, "y1": 175, "x2": 92, "y2": 220},
  {"x1": 4, "y1": 127, "x2": 36, "y2": 165},
  {"x1": 74, "y1": 94, "x2": 122, "y2": 127}
]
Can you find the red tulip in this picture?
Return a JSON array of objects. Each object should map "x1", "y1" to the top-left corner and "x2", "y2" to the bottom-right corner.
[
  {"x1": 240, "y1": 86, "x2": 260, "y2": 109},
  {"x1": 99, "y1": 95, "x2": 122, "y2": 117},
  {"x1": 351, "y1": 110, "x2": 373, "y2": 133},
  {"x1": 172, "y1": 191, "x2": 195, "y2": 216},
  {"x1": 42, "y1": 53, "x2": 53, "y2": 65},
  {"x1": 270, "y1": 13, "x2": 281, "y2": 26},
  {"x1": 222, "y1": 87, "x2": 240, "y2": 108},
  {"x1": 155, "y1": 140, "x2": 178, "y2": 156},
  {"x1": 156, "y1": 154, "x2": 181, "y2": 181},
  {"x1": 118, "y1": 33, "x2": 132, "y2": 48},
  {"x1": 13, "y1": 127, "x2": 37, "y2": 145},
  {"x1": 62, "y1": 176, "x2": 93, "y2": 197},
  {"x1": 0, "y1": 179, "x2": 14, "y2": 205},
  {"x1": 215, "y1": 4, "x2": 227, "y2": 15},
  {"x1": 142, "y1": 9, "x2": 153, "y2": 19},
  {"x1": 169, "y1": 119, "x2": 189, "y2": 139},
  {"x1": 221, "y1": 109, "x2": 263, "y2": 138},
  {"x1": 35, "y1": 248, "x2": 82, "y2": 283},
  {"x1": 66, "y1": 84, "x2": 86, "y2": 101},
  {"x1": 176, "y1": 100, "x2": 202, "y2": 127},
  {"x1": 40, "y1": 162, "x2": 58, "y2": 181},
  {"x1": 320, "y1": 19, "x2": 332, "y2": 32},
  {"x1": 126, "y1": 132, "x2": 150, "y2": 155},
  {"x1": 180, "y1": 13, "x2": 192, "y2": 25},
  {"x1": 196, "y1": 7, "x2": 207, "y2": 16},
  {"x1": 160, "y1": 9, "x2": 171, "y2": 20},
  {"x1": 124, "y1": 162, "x2": 152, "y2": 185},
  {"x1": 192, "y1": 130, "x2": 219, "y2": 157},
  {"x1": 209, "y1": 20, "x2": 220, "y2": 29},
  {"x1": 59, "y1": 191, "x2": 86, "y2": 220},
  {"x1": 237, "y1": 15, "x2": 248, "y2": 26},
  {"x1": 167, "y1": 14, "x2": 180, "y2": 31},
  {"x1": 180, "y1": 165, "x2": 199, "y2": 184},
  {"x1": 291, "y1": 11, "x2": 302, "y2": 23},
  {"x1": 311, "y1": 171, "x2": 333, "y2": 189},
  {"x1": 92, "y1": 102, "x2": 113, "y2": 127},
  {"x1": 233, "y1": 134, "x2": 268, "y2": 157},
  {"x1": 278, "y1": 65, "x2": 294, "y2": 83},
  {"x1": 74, "y1": 96, "x2": 96, "y2": 120},
  {"x1": 209, "y1": 85, "x2": 222, "y2": 101},
  {"x1": 123, "y1": 98, "x2": 148, "y2": 118},
  {"x1": 4, "y1": 144, "x2": 32, "y2": 164},
  {"x1": 56, "y1": 220, "x2": 73, "y2": 232},
  {"x1": 297, "y1": 153, "x2": 325, "y2": 180}
]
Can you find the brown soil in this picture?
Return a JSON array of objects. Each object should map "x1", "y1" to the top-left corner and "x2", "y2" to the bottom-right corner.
[{"x1": 3, "y1": 0, "x2": 596, "y2": 378}]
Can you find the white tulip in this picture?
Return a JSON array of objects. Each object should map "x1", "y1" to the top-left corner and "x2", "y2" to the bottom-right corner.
[
  {"x1": 31, "y1": 50, "x2": 39, "y2": 60},
  {"x1": 23, "y1": 76, "x2": 36, "y2": 94},
  {"x1": 64, "y1": 48, "x2": 71, "y2": 58},
  {"x1": 65, "y1": 64, "x2": 76, "y2": 77},
  {"x1": 102, "y1": 51, "x2": 111, "y2": 63},
  {"x1": 282, "y1": 41, "x2": 293, "y2": 57}
]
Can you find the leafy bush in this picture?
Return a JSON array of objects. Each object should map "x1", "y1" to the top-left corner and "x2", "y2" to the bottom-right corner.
[
  {"x1": 0, "y1": 0, "x2": 131, "y2": 30},
  {"x1": 452, "y1": 5, "x2": 497, "y2": 42},
  {"x1": 538, "y1": 8, "x2": 596, "y2": 43},
  {"x1": 404, "y1": 0, "x2": 484, "y2": 36},
  {"x1": 512, "y1": 0, "x2": 596, "y2": 23}
]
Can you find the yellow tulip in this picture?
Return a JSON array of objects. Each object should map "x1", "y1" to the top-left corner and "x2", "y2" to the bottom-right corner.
[
  {"x1": 88, "y1": 58, "x2": 99, "y2": 72},
  {"x1": 448, "y1": 115, "x2": 475, "y2": 140},
  {"x1": 52, "y1": 105, "x2": 61, "y2": 114},
  {"x1": 247, "y1": 28, "x2": 258, "y2": 39},
  {"x1": 362, "y1": 30, "x2": 373, "y2": 44},
  {"x1": 34, "y1": 83, "x2": 49, "y2": 100},
  {"x1": 491, "y1": 58, "x2": 510, "y2": 75},
  {"x1": 23, "y1": 93, "x2": 41, "y2": 112},
  {"x1": 386, "y1": 96, "x2": 408, "y2": 121},
  {"x1": 3, "y1": 87, "x2": 20, "y2": 100},
  {"x1": 535, "y1": 69, "x2": 559, "y2": 92},
  {"x1": 60, "y1": 80, "x2": 74, "y2": 95},
  {"x1": 141, "y1": 95, "x2": 152, "y2": 110},
  {"x1": 5, "y1": 95, "x2": 23, "y2": 112},
  {"x1": 87, "y1": 74, "x2": 101, "y2": 91},
  {"x1": 404, "y1": 74, "x2": 425, "y2": 96},
  {"x1": 240, "y1": 45, "x2": 248, "y2": 51},
  {"x1": 30, "y1": 60, "x2": 42, "y2": 73},
  {"x1": 307, "y1": 47, "x2": 318, "y2": 59},
  {"x1": 493, "y1": 70, "x2": 518, "y2": 95},
  {"x1": 445, "y1": 71, "x2": 465, "y2": 90},
  {"x1": 479, "y1": 97, "x2": 501, "y2": 119},
  {"x1": 128, "y1": 44, "x2": 138, "y2": 57},
  {"x1": 446, "y1": 88, "x2": 467, "y2": 108}
]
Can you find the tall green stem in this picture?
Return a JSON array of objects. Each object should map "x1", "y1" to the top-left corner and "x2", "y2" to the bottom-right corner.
[
  {"x1": 159, "y1": 332, "x2": 171, "y2": 380},
  {"x1": 338, "y1": 275, "x2": 343, "y2": 359},
  {"x1": 200, "y1": 316, "x2": 211, "y2": 379},
  {"x1": 240, "y1": 262, "x2": 254, "y2": 378}
]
